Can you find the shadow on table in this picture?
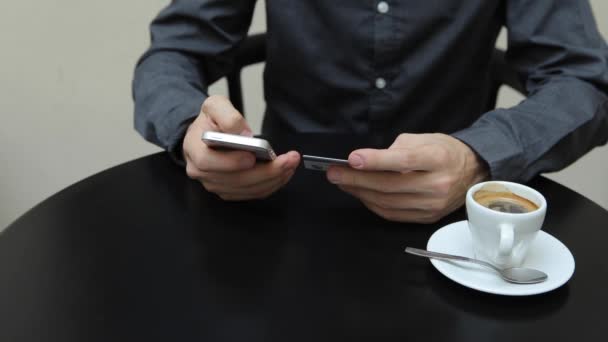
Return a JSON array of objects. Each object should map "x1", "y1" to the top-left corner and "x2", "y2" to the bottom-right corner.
[{"x1": 425, "y1": 264, "x2": 570, "y2": 321}]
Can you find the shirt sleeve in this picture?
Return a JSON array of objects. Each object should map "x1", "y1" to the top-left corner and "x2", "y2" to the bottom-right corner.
[
  {"x1": 452, "y1": 0, "x2": 608, "y2": 181},
  {"x1": 132, "y1": 0, "x2": 257, "y2": 159}
]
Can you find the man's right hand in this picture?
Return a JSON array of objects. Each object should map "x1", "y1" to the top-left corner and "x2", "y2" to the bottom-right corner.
[{"x1": 182, "y1": 95, "x2": 300, "y2": 200}]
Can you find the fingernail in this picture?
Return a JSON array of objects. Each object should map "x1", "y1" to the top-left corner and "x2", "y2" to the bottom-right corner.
[
  {"x1": 290, "y1": 151, "x2": 300, "y2": 162},
  {"x1": 350, "y1": 154, "x2": 364, "y2": 169},
  {"x1": 240, "y1": 129, "x2": 253, "y2": 137},
  {"x1": 327, "y1": 169, "x2": 341, "y2": 184}
]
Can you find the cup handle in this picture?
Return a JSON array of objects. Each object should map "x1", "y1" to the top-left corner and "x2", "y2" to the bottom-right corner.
[{"x1": 498, "y1": 223, "x2": 514, "y2": 257}]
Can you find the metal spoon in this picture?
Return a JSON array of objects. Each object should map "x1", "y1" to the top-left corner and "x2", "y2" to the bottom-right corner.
[{"x1": 404, "y1": 247, "x2": 548, "y2": 284}]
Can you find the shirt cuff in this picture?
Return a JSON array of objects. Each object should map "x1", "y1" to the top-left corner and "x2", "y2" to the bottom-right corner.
[
  {"x1": 451, "y1": 119, "x2": 525, "y2": 181},
  {"x1": 163, "y1": 98, "x2": 205, "y2": 167}
]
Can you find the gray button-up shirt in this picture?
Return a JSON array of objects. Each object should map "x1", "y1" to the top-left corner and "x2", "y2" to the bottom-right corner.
[{"x1": 133, "y1": 0, "x2": 608, "y2": 181}]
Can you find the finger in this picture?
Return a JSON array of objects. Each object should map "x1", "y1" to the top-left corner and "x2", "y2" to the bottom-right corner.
[
  {"x1": 210, "y1": 168, "x2": 295, "y2": 197},
  {"x1": 338, "y1": 185, "x2": 434, "y2": 210},
  {"x1": 348, "y1": 145, "x2": 445, "y2": 172},
  {"x1": 215, "y1": 169, "x2": 296, "y2": 200},
  {"x1": 202, "y1": 151, "x2": 300, "y2": 188},
  {"x1": 361, "y1": 200, "x2": 440, "y2": 224},
  {"x1": 187, "y1": 144, "x2": 256, "y2": 172},
  {"x1": 201, "y1": 95, "x2": 252, "y2": 135},
  {"x1": 326, "y1": 166, "x2": 436, "y2": 194}
]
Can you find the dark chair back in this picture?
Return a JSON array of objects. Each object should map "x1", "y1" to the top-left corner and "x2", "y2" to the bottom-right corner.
[
  {"x1": 227, "y1": 33, "x2": 525, "y2": 115},
  {"x1": 226, "y1": 33, "x2": 266, "y2": 115},
  {"x1": 486, "y1": 49, "x2": 526, "y2": 110}
]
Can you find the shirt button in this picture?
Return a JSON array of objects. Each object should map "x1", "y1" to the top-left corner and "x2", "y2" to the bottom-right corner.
[
  {"x1": 375, "y1": 77, "x2": 387, "y2": 89},
  {"x1": 377, "y1": 1, "x2": 389, "y2": 14}
]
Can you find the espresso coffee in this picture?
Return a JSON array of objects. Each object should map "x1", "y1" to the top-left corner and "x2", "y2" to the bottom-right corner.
[{"x1": 473, "y1": 184, "x2": 539, "y2": 214}]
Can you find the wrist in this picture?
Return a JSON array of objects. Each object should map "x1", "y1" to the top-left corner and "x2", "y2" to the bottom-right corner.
[
  {"x1": 463, "y1": 144, "x2": 489, "y2": 185},
  {"x1": 451, "y1": 136, "x2": 489, "y2": 187}
]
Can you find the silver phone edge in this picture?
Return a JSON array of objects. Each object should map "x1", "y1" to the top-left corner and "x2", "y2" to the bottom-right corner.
[{"x1": 201, "y1": 132, "x2": 276, "y2": 161}]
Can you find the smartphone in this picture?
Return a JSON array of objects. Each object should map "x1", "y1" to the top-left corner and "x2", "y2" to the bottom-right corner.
[
  {"x1": 201, "y1": 131, "x2": 277, "y2": 161},
  {"x1": 302, "y1": 155, "x2": 350, "y2": 171}
]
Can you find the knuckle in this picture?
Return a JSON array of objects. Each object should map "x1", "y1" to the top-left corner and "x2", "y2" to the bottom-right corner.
[
  {"x1": 190, "y1": 152, "x2": 207, "y2": 170},
  {"x1": 397, "y1": 153, "x2": 414, "y2": 170},
  {"x1": 342, "y1": 173, "x2": 354, "y2": 187},
  {"x1": 433, "y1": 176, "x2": 455, "y2": 196},
  {"x1": 434, "y1": 145, "x2": 450, "y2": 163},
  {"x1": 197, "y1": 155, "x2": 220, "y2": 173},
  {"x1": 201, "y1": 95, "x2": 224, "y2": 114},
  {"x1": 345, "y1": 173, "x2": 359, "y2": 187},
  {"x1": 225, "y1": 115, "x2": 244, "y2": 130},
  {"x1": 185, "y1": 164, "x2": 200, "y2": 179}
]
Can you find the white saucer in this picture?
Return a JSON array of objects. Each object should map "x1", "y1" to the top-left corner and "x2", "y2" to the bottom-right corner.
[{"x1": 426, "y1": 220, "x2": 575, "y2": 296}]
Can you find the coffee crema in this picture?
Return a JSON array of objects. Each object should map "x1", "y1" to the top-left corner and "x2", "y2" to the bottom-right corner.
[{"x1": 473, "y1": 185, "x2": 539, "y2": 214}]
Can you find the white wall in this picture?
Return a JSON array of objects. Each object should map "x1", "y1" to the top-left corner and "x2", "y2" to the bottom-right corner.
[{"x1": 0, "y1": 1, "x2": 606, "y2": 229}]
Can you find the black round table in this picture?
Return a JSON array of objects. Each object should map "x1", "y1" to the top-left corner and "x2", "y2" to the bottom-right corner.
[{"x1": 1, "y1": 134, "x2": 607, "y2": 341}]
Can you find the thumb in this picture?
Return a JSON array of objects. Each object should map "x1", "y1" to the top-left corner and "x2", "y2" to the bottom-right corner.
[
  {"x1": 201, "y1": 95, "x2": 252, "y2": 135},
  {"x1": 347, "y1": 148, "x2": 410, "y2": 172}
]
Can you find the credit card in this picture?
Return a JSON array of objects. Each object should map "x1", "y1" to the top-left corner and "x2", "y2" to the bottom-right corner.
[{"x1": 302, "y1": 155, "x2": 350, "y2": 171}]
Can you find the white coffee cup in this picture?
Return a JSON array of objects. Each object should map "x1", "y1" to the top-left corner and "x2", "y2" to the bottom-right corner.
[{"x1": 465, "y1": 181, "x2": 547, "y2": 268}]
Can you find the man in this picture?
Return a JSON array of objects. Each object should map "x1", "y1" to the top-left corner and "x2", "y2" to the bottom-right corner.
[{"x1": 133, "y1": 1, "x2": 608, "y2": 223}]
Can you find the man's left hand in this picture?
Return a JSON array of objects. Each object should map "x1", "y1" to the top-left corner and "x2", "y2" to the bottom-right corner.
[{"x1": 326, "y1": 133, "x2": 488, "y2": 223}]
